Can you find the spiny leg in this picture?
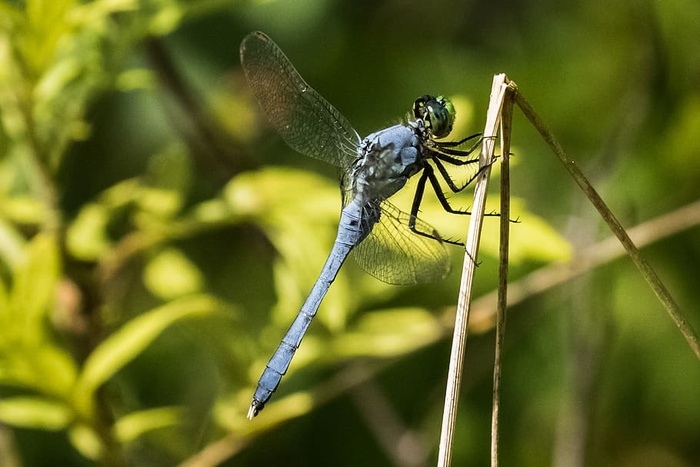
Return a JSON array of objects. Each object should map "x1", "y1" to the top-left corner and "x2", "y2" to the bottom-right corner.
[
  {"x1": 436, "y1": 132, "x2": 482, "y2": 149},
  {"x1": 407, "y1": 168, "x2": 482, "y2": 265},
  {"x1": 431, "y1": 134, "x2": 482, "y2": 158},
  {"x1": 426, "y1": 165, "x2": 474, "y2": 215},
  {"x1": 427, "y1": 162, "x2": 507, "y2": 221},
  {"x1": 428, "y1": 134, "x2": 484, "y2": 192},
  {"x1": 406, "y1": 165, "x2": 494, "y2": 245},
  {"x1": 406, "y1": 169, "x2": 462, "y2": 246},
  {"x1": 432, "y1": 156, "x2": 485, "y2": 192},
  {"x1": 406, "y1": 158, "x2": 508, "y2": 247}
]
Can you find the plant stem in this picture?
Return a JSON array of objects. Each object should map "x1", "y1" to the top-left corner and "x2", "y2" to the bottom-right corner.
[
  {"x1": 490, "y1": 82, "x2": 515, "y2": 467},
  {"x1": 437, "y1": 74, "x2": 509, "y2": 467}
]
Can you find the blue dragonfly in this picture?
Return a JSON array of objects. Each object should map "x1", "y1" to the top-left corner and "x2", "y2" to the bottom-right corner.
[{"x1": 240, "y1": 31, "x2": 482, "y2": 418}]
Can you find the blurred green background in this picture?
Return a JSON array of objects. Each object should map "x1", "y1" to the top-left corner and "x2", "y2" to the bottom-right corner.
[{"x1": 1, "y1": 0, "x2": 699, "y2": 466}]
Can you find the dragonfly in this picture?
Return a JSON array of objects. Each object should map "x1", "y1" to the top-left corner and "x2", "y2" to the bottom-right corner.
[{"x1": 240, "y1": 31, "x2": 483, "y2": 418}]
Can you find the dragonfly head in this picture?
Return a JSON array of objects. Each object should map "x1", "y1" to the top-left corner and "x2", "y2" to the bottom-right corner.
[{"x1": 412, "y1": 95, "x2": 455, "y2": 139}]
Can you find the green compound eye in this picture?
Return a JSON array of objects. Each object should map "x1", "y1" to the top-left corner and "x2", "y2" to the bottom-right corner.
[{"x1": 413, "y1": 95, "x2": 455, "y2": 138}]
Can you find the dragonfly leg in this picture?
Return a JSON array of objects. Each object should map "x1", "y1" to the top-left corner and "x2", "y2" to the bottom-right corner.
[
  {"x1": 435, "y1": 132, "x2": 482, "y2": 148},
  {"x1": 427, "y1": 163, "x2": 506, "y2": 218},
  {"x1": 437, "y1": 156, "x2": 499, "y2": 191},
  {"x1": 425, "y1": 164, "x2": 473, "y2": 215},
  {"x1": 431, "y1": 133, "x2": 482, "y2": 161},
  {"x1": 431, "y1": 140, "x2": 482, "y2": 159},
  {"x1": 406, "y1": 167, "x2": 463, "y2": 246},
  {"x1": 432, "y1": 156, "x2": 480, "y2": 192},
  {"x1": 436, "y1": 161, "x2": 520, "y2": 223},
  {"x1": 427, "y1": 135, "x2": 484, "y2": 192}
]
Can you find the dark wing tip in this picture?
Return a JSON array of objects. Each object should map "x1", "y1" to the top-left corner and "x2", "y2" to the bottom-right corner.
[{"x1": 240, "y1": 31, "x2": 269, "y2": 59}]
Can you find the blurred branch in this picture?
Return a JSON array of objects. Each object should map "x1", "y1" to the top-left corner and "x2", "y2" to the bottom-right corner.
[
  {"x1": 145, "y1": 38, "x2": 252, "y2": 183},
  {"x1": 552, "y1": 202, "x2": 610, "y2": 467},
  {"x1": 0, "y1": 425, "x2": 20, "y2": 467},
  {"x1": 351, "y1": 380, "x2": 428, "y2": 467},
  {"x1": 3, "y1": 33, "x2": 62, "y2": 233},
  {"x1": 470, "y1": 198, "x2": 700, "y2": 335}
]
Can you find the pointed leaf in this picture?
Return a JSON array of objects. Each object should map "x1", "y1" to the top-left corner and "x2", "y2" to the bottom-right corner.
[
  {"x1": 114, "y1": 407, "x2": 182, "y2": 443},
  {"x1": 73, "y1": 295, "x2": 219, "y2": 417},
  {"x1": 333, "y1": 307, "x2": 443, "y2": 359},
  {"x1": 68, "y1": 423, "x2": 102, "y2": 461},
  {"x1": 143, "y1": 248, "x2": 203, "y2": 300},
  {"x1": 66, "y1": 203, "x2": 112, "y2": 260},
  {"x1": 9, "y1": 233, "x2": 60, "y2": 326},
  {"x1": 0, "y1": 396, "x2": 72, "y2": 430}
]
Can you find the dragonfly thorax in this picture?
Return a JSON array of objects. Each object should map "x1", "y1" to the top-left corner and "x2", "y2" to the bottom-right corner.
[{"x1": 353, "y1": 123, "x2": 428, "y2": 203}]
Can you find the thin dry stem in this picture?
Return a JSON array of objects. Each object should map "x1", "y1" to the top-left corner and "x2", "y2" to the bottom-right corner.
[
  {"x1": 490, "y1": 82, "x2": 516, "y2": 467},
  {"x1": 437, "y1": 74, "x2": 508, "y2": 467}
]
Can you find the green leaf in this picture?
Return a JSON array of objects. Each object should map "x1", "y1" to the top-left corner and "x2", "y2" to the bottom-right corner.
[
  {"x1": 66, "y1": 203, "x2": 112, "y2": 260},
  {"x1": 0, "y1": 195, "x2": 46, "y2": 226},
  {"x1": 0, "y1": 3, "x2": 22, "y2": 26},
  {"x1": 68, "y1": 423, "x2": 102, "y2": 461},
  {"x1": 0, "y1": 396, "x2": 72, "y2": 430},
  {"x1": 0, "y1": 343, "x2": 78, "y2": 398},
  {"x1": 0, "y1": 274, "x2": 10, "y2": 332},
  {"x1": 148, "y1": 1, "x2": 184, "y2": 36},
  {"x1": 73, "y1": 295, "x2": 220, "y2": 418},
  {"x1": 491, "y1": 198, "x2": 572, "y2": 263},
  {"x1": 223, "y1": 167, "x2": 338, "y2": 224},
  {"x1": 138, "y1": 144, "x2": 191, "y2": 218},
  {"x1": 332, "y1": 307, "x2": 444, "y2": 359},
  {"x1": 100, "y1": 178, "x2": 142, "y2": 208},
  {"x1": 24, "y1": 0, "x2": 76, "y2": 74},
  {"x1": 114, "y1": 407, "x2": 182, "y2": 443},
  {"x1": 0, "y1": 234, "x2": 78, "y2": 397},
  {"x1": 115, "y1": 68, "x2": 156, "y2": 91},
  {"x1": 0, "y1": 217, "x2": 26, "y2": 270},
  {"x1": 8, "y1": 233, "x2": 60, "y2": 329},
  {"x1": 143, "y1": 248, "x2": 204, "y2": 300}
]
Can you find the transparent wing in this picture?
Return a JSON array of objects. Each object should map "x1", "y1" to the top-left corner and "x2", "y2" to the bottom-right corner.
[
  {"x1": 240, "y1": 32, "x2": 361, "y2": 168},
  {"x1": 353, "y1": 200, "x2": 450, "y2": 285}
]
